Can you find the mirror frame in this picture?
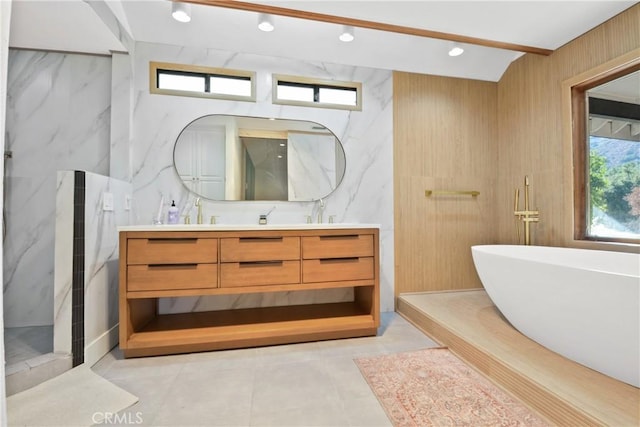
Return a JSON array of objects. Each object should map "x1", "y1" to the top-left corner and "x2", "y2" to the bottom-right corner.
[{"x1": 172, "y1": 114, "x2": 347, "y2": 202}]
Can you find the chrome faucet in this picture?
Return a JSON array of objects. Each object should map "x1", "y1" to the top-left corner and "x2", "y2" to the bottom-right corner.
[
  {"x1": 195, "y1": 198, "x2": 204, "y2": 224},
  {"x1": 317, "y1": 198, "x2": 325, "y2": 223}
]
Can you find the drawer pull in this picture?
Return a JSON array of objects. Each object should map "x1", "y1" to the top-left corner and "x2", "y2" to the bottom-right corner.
[
  {"x1": 318, "y1": 235, "x2": 359, "y2": 240},
  {"x1": 319, "y1": 257, "x2": 359, "y2": 264},
  {"x1": 238, "y1": 237, "x2": 284, "y2": 242},
  {"x1": 147, "y1": 238, "x2": 198, "y2": 243},
  {"x1": 238, "y1": 261, "x2": 284, "y2": 267},
  {"x1": 147, "y1": 263, "x2": 198, "y2": 269}
]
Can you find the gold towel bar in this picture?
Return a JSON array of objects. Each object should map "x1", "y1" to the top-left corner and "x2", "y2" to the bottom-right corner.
[{"x1": 425, "y1": 190, "x2": 480, "y2": 197}]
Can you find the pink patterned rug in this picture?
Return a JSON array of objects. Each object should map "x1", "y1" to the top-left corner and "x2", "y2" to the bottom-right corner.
[{"x1": 355, "y1": 348, "x2": 550, "y2": 427}]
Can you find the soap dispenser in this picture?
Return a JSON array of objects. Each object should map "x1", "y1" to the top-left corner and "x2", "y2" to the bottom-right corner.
[{"x1": 167, "y1": 200, "x2": 179, "y2": 224}]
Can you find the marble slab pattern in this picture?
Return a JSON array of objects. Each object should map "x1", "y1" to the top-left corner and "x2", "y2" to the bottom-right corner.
[
  {"x1": 53, "y1": 171, "x2": 74, "y2": 354},
  {"x1": 126, "y1": 41, "x2": 394, "y2": 312},
  {"x1": 53, "y1": 171, "x2": 132, "y2": 361},
  {"x1": 109, "y1": 52, "x2": 133, "y2": 182},
  {"x1": 82, "y1": 172, "x2": 132, "y2": 363},
  {"x1": 4, "y1": 50, "x2": 112, "y2": 327}
]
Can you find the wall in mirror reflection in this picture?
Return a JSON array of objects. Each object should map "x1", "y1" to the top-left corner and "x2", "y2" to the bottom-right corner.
[{"x1": 173, "y1": 115, "x2": 346, "y2": 201}]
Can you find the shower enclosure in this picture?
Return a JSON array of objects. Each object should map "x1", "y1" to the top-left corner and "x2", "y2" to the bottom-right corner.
[{"x1": 3, "y1": 49, "x2": 113, "y2": 393}]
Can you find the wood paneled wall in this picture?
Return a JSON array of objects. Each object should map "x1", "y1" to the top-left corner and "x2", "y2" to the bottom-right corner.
[
  {"x1": 497, "y1": 4, "x2": 640, "y2": 249},
  {"x1": 393, "y1": 73, "x2": 498, "y2": 295},
  {"x1": 394, "y1": 4, "x2": 640, "y2": 296}
]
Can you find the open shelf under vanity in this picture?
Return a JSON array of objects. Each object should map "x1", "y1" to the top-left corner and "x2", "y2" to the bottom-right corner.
[{"x1": 119, "y1": 226, "x2": 380, "y2": 358}]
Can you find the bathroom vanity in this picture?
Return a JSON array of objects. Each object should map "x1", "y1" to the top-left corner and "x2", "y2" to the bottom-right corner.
[{"x1": 118, "y1": 224, "x2": 379, "y2": 357}]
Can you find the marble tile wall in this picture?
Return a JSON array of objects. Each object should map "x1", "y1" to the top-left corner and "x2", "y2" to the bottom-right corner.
[
  {"x1": 4, "y1": 50, "x2": 112, "y2": 327},
  {"x1": 109, "y1": 52, "x2": 133, "y2": 182},
  {"x1": 4, "y1": 41, "x2": 395, "y2": 330},
  {"x1": 54, "y1": 171, "x2": 132, "y2": 366},
  {"x1": 82, "y1": 172, "x2": 132, "y2": 365},
  {"x1": 53, "y1": 171, "x2": 74, "y2": 355},
  {"x1": 129, "y1": 42, "x2": 395, "y2": 312},
  {"x1": 2, "y1": 0, "x2": 12, "y2": 407}
]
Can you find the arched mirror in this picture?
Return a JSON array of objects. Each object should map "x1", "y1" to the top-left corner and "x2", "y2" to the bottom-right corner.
[{"x1": 173, "y1": 115, "x2": 346, "y2": 201}]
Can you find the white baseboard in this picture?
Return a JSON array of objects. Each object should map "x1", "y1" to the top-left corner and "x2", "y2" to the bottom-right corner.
[{"x1": 84, "y1": 323, "x2": 119, "y2": 367}]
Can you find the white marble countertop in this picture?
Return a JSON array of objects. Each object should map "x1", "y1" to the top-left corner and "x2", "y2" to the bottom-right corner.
[{"x1": 118, "y1": 223, "x2": 380, "y2": 232}]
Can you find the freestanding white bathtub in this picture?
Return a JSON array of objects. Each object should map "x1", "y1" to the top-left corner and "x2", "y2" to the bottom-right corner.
[{"x1": 471, "y1": 245, "x2": 640, "y2": 388}]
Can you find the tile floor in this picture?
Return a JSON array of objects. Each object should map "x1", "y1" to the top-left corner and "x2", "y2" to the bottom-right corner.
[
  {"x1": 4, "y1": 325, "x2": 72, "y2": 396},
  {"x1": 92, "y1": 312, "x2": 439, "y2": 426},
  {"x1": 4, "y1": 325, "x2": 52, "y2": 366}
]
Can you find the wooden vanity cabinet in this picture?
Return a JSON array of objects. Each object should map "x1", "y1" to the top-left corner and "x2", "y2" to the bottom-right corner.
[
  {"x1": 220, "y1": 236, "x2": 301, "y2": 287},
  {"x1": 119, "y1": 227, "x2": 379, "y2": 358}
]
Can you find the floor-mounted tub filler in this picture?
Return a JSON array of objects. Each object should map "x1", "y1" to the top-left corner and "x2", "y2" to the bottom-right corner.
[{"x1": 472, "y1": 245, "x2": 639, "y2": 388}]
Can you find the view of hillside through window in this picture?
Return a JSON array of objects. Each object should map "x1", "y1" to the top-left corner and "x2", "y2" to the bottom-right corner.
[{"x1": 588, "y1": 135, "x2": 640, "y2": 239}]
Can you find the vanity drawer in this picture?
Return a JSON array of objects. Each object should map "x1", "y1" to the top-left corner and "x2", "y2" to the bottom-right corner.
[
  {"x1": 220, "y1": 260, "x2": 300, "y2": 288},
  {"x1": 220, "y1": 237, "x2": 300, "y2": 262},
  {"x1": 127, "y1": 263, "x2": 218, "y2": 292},
  {"x1": 302, "y1": 234, "x2": 374, "y2": 259},
  {"x1": 303, "y1": 257, "x2": 374, "y2": 283},
  {"x1": 127, "y1": 238, "x2": 218, "y2": 265}
]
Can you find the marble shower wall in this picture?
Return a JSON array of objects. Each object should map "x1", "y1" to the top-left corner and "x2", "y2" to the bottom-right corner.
[
  {"x1": 4, "y1": 50, "x2": 111, "y2": 327},
  {"x1": 53, "y1": 171, "x2": 74, "y2": 355},
  {"x1": 129, "y1": 42, "x2": 395, "y2": 311}
]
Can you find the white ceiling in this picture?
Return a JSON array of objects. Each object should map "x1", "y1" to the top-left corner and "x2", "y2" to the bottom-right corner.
[
  {"x1": 8, "y1": 0, "x2": 639, "y2": 82},
  {"x1": 590, "y1": 71, "x2": 640, "y2": 104}
]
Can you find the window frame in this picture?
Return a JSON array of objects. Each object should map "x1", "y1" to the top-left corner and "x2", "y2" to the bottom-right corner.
[
  {"x1": 272, "y1": 74, "x2": 362, "y2": 111},
  {"x1": 150, "y1": 61, "x2": 256, "y2": 102},
  {"x1": 564, "y1": 52, "x2": 640, "y2": 245}
]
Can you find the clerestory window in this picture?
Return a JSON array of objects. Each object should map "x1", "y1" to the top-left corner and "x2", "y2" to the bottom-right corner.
[
  {"x1": 150, "y1": 61, "x2": 255, "y2": 102},
  {"x1": 273, "y1": 74, "x2": 362, "y2": 111}
]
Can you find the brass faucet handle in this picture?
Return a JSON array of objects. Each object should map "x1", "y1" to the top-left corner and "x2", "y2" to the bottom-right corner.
[{"x1": 514, "y1": 210, "x2": 539, "y2": 216}]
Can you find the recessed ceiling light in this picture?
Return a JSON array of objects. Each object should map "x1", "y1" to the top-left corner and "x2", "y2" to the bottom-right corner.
[
  {"x1": 171, "y1": 2, "x2": 191, "y2": 23},
  {"x1": 339, "y1": 25, "x2": 355, "y2": 42},
  {"x1": 448, "y1": 44, "x2": 464, "y2": 57},
  {"x1": 258, "y1": 13, "x2": 274, "y2": 32}
]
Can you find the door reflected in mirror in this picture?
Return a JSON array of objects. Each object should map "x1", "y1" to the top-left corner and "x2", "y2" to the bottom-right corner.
[{"x1": 173, "y1": 115, "x2": 346, "y2": 201}]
